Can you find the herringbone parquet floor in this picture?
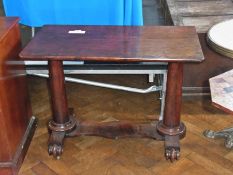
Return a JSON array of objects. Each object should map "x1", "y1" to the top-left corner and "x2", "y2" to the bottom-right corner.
[{"x1": 19, "y1": 75, "x2": 233, "y2": 175}]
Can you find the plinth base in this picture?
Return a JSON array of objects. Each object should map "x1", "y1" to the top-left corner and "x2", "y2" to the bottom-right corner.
[
  {"x1": 47, "y1": 110, "x2": 186, "y2": 162},
  {"x1": 0, "y1": 116, "x2": 37, "y2": 175}
]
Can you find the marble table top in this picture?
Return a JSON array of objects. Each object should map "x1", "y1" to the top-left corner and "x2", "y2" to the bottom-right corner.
[{"x1": 209, "y1": 69, "x2": 233, "y2": 114}]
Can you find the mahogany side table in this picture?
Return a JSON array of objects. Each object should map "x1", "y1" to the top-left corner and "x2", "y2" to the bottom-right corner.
[{"x1": 20, "y1": 25, "x2": 204, "y2": 161}]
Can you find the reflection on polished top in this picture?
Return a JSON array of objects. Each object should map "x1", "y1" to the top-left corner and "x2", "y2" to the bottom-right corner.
[
  {"x1": 0, "y1": 17, "x2": 19, "y2": 46},
  {"x1": 20, "y1": 26, "x2": 204, "y2": 63}
]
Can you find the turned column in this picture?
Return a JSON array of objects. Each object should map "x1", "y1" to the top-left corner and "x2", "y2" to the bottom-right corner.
[
  {"x1": 157, "y1": 62, "x2": 186, "y2": 137},
  {"x1": 48, "y1": 60, "x2": 76, "y2": 132},
  {"x1": 49, "y1": 60, "x2": 69, "y2": 124}
]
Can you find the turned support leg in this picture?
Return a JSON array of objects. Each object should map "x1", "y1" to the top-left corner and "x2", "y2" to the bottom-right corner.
[
  {"x1": 157, "y1": 62, "x2": 186, "y2": 162},
  {"x1": 48, "y1": 60, "x2": 76, "y2": 159}
]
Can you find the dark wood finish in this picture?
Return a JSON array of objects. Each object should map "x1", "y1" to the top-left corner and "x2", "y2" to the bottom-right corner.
[
  {"x1": 157, "y1": 63, "x2": 186, "y2": 161},
  {"x1": 19, "y1": 26, "x2": 204, "y2": 63},
  {"x1": 0, "y1": 17, "x2": 36, "y2": 175},
  {"x1": 67, "y1": 120, "x2": 164, "y2": 140},
  {"x1": 157, "y1": 63, "x2": 186, "y2": 135},
  {"x1": 47, "y1": 62, "x2": 76, "y2": 159},
  {"x1": 1, "y1": 117, "x2": 37, "y2": 174},
  {"x1": 164, "y1": 0, "x2": 233, "y2": 94},
  {"x1": 48, "y1": 131, "x2": 66, "y2": 159},
  {"x1": 184, "y1": 34, "x2": 233, "y2": 88},
  {"x1": 20, "y1": 25, "x2": 204, "y2": 162},
  {"x1": 164, "y1": 63, "x2": 183, "y2": 127},
  {"x1": 48, "y1": 61, "x2": 69, "y2": 124},
  {"x1": 164, "y1": 135, "x2": 180, "y2": 162}
]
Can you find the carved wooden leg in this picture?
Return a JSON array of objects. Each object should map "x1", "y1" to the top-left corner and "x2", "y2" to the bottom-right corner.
[
  {"x1": 164, "y1": 135, "x2": 180, "y2": 162},
  {"x1": 157, "y1": 62, "x2": 186, "y2": 162},
  {"x1": 48, "y1": 61, "x2": 76, "y2": 159},
  {"x1": 48, "y1": 131, "x2": 65, "y2": 159}
]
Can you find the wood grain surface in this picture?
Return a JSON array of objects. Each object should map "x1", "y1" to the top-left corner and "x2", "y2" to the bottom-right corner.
[
  {"x1": 0, "y1": 16, "x2": 27, "y2": 161},
  {"x1": 0, "y1": 17, "x2": 35, "y2": 175},
  {"x1": 20, "y1": 25, "x2": 203, "y2": 62}
]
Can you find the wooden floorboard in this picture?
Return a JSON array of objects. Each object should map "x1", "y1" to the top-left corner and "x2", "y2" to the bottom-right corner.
[{"x1": 19, "y1": 75, "x2": 233, "y2": 175}]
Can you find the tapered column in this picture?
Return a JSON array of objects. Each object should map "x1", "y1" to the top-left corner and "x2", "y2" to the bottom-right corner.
[
  {"x1": 48, "y1": 60, "x2": 69, "y2": 124},
  {"x1": 157, "y1": 62, "x2": 185, "y2": 137}
]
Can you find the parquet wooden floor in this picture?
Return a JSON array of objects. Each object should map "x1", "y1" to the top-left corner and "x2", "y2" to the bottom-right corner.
[{"x1": 19, "y1": 75, "x2": 233, "y2": 175}]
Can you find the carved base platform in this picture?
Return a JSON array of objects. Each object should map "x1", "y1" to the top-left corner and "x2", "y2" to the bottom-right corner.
[{"x1": 48, "y1": 110, "x2": 185, "y2": 162}]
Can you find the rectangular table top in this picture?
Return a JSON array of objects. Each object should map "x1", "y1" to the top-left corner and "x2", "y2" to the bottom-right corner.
[
  {"x1": 165, "y1": 0, "x2": 233, "y2": 33},
  {"x1": 20, "y1": 25, "x2": 204, "y2": 63}
]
